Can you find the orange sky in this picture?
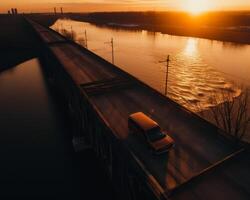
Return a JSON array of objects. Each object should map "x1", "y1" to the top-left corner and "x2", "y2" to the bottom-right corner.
[{"x1": 1, "y1": 0, "x2": 250, "y2": 13}]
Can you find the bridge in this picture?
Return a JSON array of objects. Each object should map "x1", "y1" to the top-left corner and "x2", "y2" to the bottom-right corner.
[{"x1": 26, "y1": 17, "x2": 250, "y2": 200}]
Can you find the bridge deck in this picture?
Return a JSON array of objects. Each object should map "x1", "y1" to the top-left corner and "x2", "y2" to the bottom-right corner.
[
  {"x1": 90, "y1": 86, "x2": 238, "y2": 189},
  {"x1": 28, "y1": 19, "x2": 250, "y2": 199}
]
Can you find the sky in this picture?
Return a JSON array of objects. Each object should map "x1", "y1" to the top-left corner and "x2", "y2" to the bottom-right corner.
[{"x1": 1, "y1": 0, "x2": 250, "y2": 13}]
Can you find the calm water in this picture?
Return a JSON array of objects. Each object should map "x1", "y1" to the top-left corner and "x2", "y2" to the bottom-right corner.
[
  {"x1": 0, "y1": 58, "x2": 56, "y2": 123},
  {"x1": 0, "y1": 58, "x2": 113, "y2": 197},
  {"x1": 52, "y1": 19, "x2": 250, "y2": 111}
]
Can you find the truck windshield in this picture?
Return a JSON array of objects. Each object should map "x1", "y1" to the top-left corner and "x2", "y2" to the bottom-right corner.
[{"x1": 147, "y1": 128, "x2": 165, "y2": 142}]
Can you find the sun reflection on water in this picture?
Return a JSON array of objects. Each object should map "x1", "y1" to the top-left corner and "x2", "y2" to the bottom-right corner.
[
  {"x1": 184, "y1": 38, "x2": 198, "y2": 56},
  {"x1": 168, "y1": 37, "x2": 241, "y2": 112}
]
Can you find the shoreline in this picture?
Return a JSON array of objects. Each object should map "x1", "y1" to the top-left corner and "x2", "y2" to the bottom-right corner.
[
  {"x1": 73, "y1": 19, "x2": 250, "y2": 45},
  {"x1": 65, "y1": 11, "x2": 250, "y2": 45}
]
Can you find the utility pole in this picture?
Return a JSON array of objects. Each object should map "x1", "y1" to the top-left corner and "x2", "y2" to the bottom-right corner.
[
  {"x1": 111, "y1": 38, "x2": 114, "y2": 65},
  {"x1": 159, "y1": 55, "x2": 170, "y2": 96},
  {"x1": 105, "y1": 38, "x2": 114, "y2": 64},
  {"x1": 54, "y1": 7, "x2": 57, "y2": 15},
  {"x1": 60, "y1": 7, "x2": 63, "y2": 15},
  {"x1": 84, "y1": 30, "x2": 88, "y2": 48},
  {"x1": 71, "y1": 26, "x2": 73, "y2": 40}
]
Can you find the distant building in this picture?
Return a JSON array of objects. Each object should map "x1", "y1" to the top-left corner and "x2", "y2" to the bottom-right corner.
[
  {"x1": 14, "y1": 8, "x2": 18, "y2": 15},
  {"x1": 11, "y1": 8, "x2": 15, "y2": 15},
  {"x1": 8, "y1": 10, "x2": 11, "y2": 15}
]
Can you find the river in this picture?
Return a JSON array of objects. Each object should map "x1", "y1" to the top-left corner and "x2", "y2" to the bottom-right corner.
[
  {"x1": 0, "y1": 57, "x2": 115, "y2": 197},
  {"x1": 51, "y1": 19, "x2": 250, "y2": 112}
]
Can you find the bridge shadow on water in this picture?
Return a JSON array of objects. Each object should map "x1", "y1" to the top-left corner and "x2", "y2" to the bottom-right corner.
[{"x1": 0, "y1": 50, "x2": 36, "y2": 73}]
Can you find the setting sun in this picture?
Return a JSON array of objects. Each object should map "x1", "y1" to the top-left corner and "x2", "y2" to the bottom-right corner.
[{"x1": 186, "y1": 0, "x2": 210, "y2": 15}]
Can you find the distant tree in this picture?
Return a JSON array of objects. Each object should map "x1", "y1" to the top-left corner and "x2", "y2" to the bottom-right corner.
[
  {"x1": 60, "y1": 28, "x2": 76, "y2": 41},
  {"x1": 182, "y1": 87, "x2": 250, "y2": 141},
  {"x1": 55, "y1": 28, "x2": 87, "y2": 47}
]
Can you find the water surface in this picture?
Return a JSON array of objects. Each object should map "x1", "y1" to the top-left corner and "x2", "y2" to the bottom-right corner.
[
  {"x1": 0, "y1": 58, "x2": 114, "y2": 197},
  {"x1": 52, "y1": 19, "x2": 250, "y2": 111},
  {"x1": 0, "y1": 58, "x2": 69, "y2": 196}
]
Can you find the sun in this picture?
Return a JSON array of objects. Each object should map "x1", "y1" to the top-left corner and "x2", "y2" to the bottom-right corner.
[{"x1": 186, "y1": 0, "x2": 209, "y2": 15}]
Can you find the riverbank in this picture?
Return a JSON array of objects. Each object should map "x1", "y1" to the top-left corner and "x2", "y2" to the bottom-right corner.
[{"x1": 65, "y1": 11, "x2": 250, "y2": 45}]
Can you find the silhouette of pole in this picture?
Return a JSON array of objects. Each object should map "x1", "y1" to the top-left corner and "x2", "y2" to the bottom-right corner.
[
  {"x1": 111, "y1": 38, "x2": 114, "y2": 64},
  {"x1": 159, "y1": 55, "x2": 170, "y2": 96},
  {"x1": 105, "y1": 38, "x2": 114, "y2": 64},
  {"x1": 71, "y1": 26, "x2": 73, "y2": 40},
  {"x1": 85, "y1": 30, "x2": 88, "y2": 48},
  {"x1": 54, "y1": 7, "x2": 57, "y2": 15},
  {"x1": 60, "y1": 7, "x2": 63, "y2": 14}
]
